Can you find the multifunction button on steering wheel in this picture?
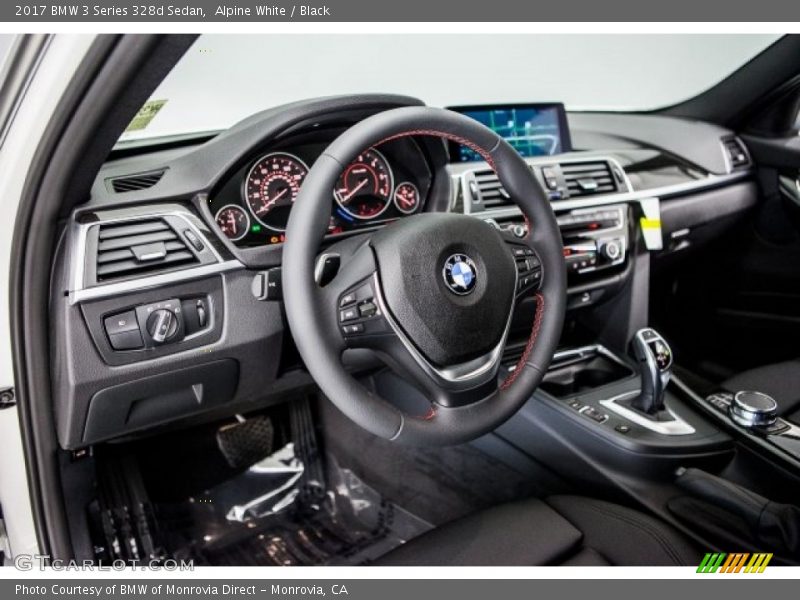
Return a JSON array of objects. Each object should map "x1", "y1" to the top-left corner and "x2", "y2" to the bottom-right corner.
[{"x1": 283, "y1": 107, "x2": 566, "y2": 446}]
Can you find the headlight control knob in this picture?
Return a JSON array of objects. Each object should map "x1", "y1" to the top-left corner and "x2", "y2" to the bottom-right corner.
[
  {"x1": 146, "y1": 309, "x2": 178, "y2": 344},
  {"x1": 729, "y1": 390, "x2": 778, "y2": 429}
]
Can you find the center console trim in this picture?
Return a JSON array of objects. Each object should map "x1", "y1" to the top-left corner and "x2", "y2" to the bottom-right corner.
[{"x1": 600, "y1": 390, "x2": 696, "y2": 436}]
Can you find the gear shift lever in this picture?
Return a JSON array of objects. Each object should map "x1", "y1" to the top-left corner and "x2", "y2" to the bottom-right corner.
[{"x1": 631, "y1": 328, "x2": 673, "y2": 414}]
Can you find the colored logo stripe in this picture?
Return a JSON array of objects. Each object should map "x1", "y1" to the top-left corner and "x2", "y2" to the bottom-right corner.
[
  {"x1": 697, "y1": 553, "x2": 726, "y2": 573},
  {"x1": 697, "y1": 552, "x2": 772, "y2": 573},
  {"x1": 744, "y1": 553, "x2": 773, "y2": 573}
]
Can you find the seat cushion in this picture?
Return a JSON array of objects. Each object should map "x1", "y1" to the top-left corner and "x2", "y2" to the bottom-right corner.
[
  {"x1": 545, "y1": 496, "x2": 701, "y2": 566},
  {"x1": 377, "y1": 495, "x2": 701, "y2": 566},
  {"x1": 723, "y1": 359, "x2": 800, "y2": 419}
]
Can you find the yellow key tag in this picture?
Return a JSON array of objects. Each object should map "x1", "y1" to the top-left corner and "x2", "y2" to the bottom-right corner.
[{"x1": 639, "y1": 198, "x2": 663, "y2": 251}]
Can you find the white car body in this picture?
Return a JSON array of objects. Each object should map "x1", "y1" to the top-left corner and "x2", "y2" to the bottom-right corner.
[{"x1": 0, "y1": 34, "x2": 96, "y2": 560}]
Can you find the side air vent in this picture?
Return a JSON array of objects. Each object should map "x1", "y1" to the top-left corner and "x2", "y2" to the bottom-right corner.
[
  {"x1": 472, "y1": 169, "x2": 513, "y2": 208},
  {"x1": 94, "y1": 218, "x2": 199, "y2": 282},
  {"x1": 721, "y1": 136, "x2": 751, "y2": 170},
  {"x1": 561, "y1": 161, "x2": 617, "y2": 197},
  {"x1": 109, "y1": 169, "x2": 166, "y2": 193}
]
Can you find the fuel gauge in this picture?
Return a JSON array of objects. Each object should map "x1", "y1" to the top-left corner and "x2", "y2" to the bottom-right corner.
[
  {"x1": 393, "y1": 182, "x2": 420, "y2": 215},
  {"x1": 215, "y1": 204, "x2": 250, "y2": 241}
]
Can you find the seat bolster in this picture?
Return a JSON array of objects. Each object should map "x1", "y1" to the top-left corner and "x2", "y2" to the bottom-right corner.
[
  {"x1": 545, "y1": 496, "x2": 701, "y2": 566},
  {"x1": 377, "y1": 498, "x2": 583, "y2": 566}
]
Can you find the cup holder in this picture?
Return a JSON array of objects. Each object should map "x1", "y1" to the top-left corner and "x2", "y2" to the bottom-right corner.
[{"x1": 539, "y1": 347, "x2": 634, "y2": 398}]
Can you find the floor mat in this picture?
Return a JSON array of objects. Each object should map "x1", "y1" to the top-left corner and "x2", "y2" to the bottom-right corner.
[{"x1": 152, "y1": 443, "x2": 432, "y2": 565}]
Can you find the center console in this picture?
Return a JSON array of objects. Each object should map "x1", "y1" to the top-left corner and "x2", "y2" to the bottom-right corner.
[
  {"x1": 692, "y1": 386, "x2": 800, "y2": 466},
  {"x1": 510, "y1": 330, "x2": 727, "y2": 455}
]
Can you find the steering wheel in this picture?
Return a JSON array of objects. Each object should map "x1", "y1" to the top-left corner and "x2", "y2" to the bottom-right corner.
[{"x1": 283, "y1": 107, "x2": 566, "y2": 446}]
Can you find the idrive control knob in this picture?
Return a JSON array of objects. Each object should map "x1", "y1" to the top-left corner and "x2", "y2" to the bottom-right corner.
[
  {"x1": 146, "y1": 309, "x2": 178, "y2": 344},
  {"x1": 729, "y1": 391, "x2": 778, "y2": 429}
]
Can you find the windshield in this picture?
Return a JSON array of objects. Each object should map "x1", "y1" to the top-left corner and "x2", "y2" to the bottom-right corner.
[{"x1": 118, "y1": 33, "x2": 780, "y2": 144}]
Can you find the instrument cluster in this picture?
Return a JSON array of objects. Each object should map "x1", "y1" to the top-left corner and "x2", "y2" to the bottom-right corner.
[{"x1": 209, "y1": 135, "x2": 432, "y2": 247}]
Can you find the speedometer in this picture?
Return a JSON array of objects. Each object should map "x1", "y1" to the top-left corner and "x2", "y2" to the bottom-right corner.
[
  {"x1": 334, "y1": 148, "x2": 394, "y2": 220},
  {"x1": 243, "y1": 152, "x2": 309, "y2": 231}
]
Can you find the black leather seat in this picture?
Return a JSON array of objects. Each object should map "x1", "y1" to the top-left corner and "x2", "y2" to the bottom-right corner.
[
  {"x1": 378, "y1": 495, "x2": 701, "y2": 566},
  {"x1": 723, "y1": 359, "x2": 800, "y2": 423}
]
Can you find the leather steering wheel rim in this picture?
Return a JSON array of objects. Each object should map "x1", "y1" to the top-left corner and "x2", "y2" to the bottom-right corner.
[{"x1": 283, "y1": 106, "x2": 566, "y2": 446}]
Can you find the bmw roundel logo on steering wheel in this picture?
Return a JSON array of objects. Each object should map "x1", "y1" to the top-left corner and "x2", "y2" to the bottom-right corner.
[{"x1": 442, "y1": 254, "x2": 478, "y2": 295}]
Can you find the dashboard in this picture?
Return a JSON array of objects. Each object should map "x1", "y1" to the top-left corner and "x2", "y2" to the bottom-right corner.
[
  {"x1": 208, "y1": 130, "x2": 433, "y2": 247},
  {"x1": 53, "y1": 94, "x2": 758, "y2": 451}
]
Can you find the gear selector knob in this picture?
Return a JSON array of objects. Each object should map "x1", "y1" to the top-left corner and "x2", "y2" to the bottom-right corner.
[{"x1": 632, "y1": 328, "x2": 673, "y2": 414}]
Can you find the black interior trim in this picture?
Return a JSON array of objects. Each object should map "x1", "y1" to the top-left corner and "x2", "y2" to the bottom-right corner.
[{"x1": 663, "y1": 35, "x2": 800, "y2": 128}]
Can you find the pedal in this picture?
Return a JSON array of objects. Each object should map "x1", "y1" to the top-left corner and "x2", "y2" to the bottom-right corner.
[
  {"x1": 216, "y1": 415, "x2": 275, "y2": 470},
  {"x1": 290, "y1": 397, "x2": 327, "y2": 509}
]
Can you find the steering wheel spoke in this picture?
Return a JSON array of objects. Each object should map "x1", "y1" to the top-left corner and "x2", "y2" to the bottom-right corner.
[
  {"x1": 315, "y1": 240, "x2": 394, "y2": 352},
  {"x1": 283, "y1": 106, "x2": 566, "y2": 445},
  {"x1": 363, "y1": 272, "x2": 507, "y2": 407},
  {"x1": 501, "y1": 235, "x2": 544, "y2": 300}
]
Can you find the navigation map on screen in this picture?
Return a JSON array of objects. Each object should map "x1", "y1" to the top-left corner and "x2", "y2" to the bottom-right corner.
[{"x1": 449, "y1": 104, "x2": 570, "y2": 162}]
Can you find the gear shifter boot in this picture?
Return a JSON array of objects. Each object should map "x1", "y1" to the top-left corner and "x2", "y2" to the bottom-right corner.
[{"x1": 631, "y1": 328, "x2": 673, "y2": 415}]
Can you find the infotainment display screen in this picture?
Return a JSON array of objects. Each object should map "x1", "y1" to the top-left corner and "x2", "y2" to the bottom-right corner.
[{"x1": 446, "y1": 104, "x2": 572, "y2": 162}]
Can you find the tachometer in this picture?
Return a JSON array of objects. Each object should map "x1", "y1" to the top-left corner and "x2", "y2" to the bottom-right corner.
[
  {"x1": 215, "y1": 205, "x2": 250, "y2": 241},
  {"x1": 393, "y1": 182, "x2": 421, "y2": 215},
  {"x1": 243, "y1": 152, "x2": 309, "y2": 231},
  {"x1": 334, "y1": 148, "x2": 394, "y2": 220}
]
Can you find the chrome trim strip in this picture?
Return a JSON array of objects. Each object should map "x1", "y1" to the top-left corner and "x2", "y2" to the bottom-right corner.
[
  {"x1": 600, "y1": 390, "x2": 696, "y2": 436},
  {"x1": 371, "y1": 270, "x2": 518, "y2": 388},
  {"x1": 776, "y1": 420, "x2": 800, "y2": 441},
  {"x1": 551, "y1": 344, "x2": 632, "y2": 371},
  {"x1": 451, "y1": 153, "x2": 750, "y2": 219},
  {"x1": 68, "y1": 210, "x2": 234, "y2": 305},
  {"x1": 457, "y1": 154, "x2": 634, "y2": 216},
  {"x1": 69, "y1": 260, "x2": 244, "y2": 304}
]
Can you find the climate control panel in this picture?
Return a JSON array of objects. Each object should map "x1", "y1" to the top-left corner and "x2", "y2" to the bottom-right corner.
[
  {"x1": 487, "y1": 204, "x2": 629, "y2": 278},
  {"x1": 559, "y1": 206, "x2": 628, "y2": 275}
]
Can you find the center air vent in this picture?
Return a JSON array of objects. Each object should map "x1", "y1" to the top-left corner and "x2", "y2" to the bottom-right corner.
[
  {"x1": 94, "y1": 218, "x2": 200, "y2": 282},
  {"x1": 561, "y1": 161, "x2": 617, "y2": 197},
  {"x1": 471, "y1": 169, "x2": 512, "y2": 208},
  {"x1": 109, "y1": 169, "x2": 166, "y2": 193},
  {"x1": 721, "y1": 137, "x2": 750, "y2": 170}
]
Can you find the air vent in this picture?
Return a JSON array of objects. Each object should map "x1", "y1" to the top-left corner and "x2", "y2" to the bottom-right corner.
[
  {"x1": 561, "y1": 161, "x2": 617, "y2": 197},
  {"x1": 471, "y1": 169, "x2": 513, "y2": 208},
  {"x1": 94, "y1": 218, "x2": 199, "y2": 282},
  {"x1": 722, "y1": 137, "x2": 750, "y2": 170},
  {"x1": 109, "y1": 169, "x2": 166, "y2": 193}
]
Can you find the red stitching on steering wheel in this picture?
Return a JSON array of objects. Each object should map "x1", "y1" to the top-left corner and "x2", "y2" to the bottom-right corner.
[
  {"x1": 374, "y1": 129, "x2": 497, "y2": 171},
  {"x1": 500, "y1": 292, "x2": 545, "y2": 391},
  {"x1": 374, "y1": 130, "x2": 542, "y2": 394},
  {"x1": 374, "y1": 129, "x2": 533, "y2": 251}
]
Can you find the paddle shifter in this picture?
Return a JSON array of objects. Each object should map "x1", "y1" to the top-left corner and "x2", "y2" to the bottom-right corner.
[{"x1": 631, "y1": 328, "x2": 673, "y2": 415}]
